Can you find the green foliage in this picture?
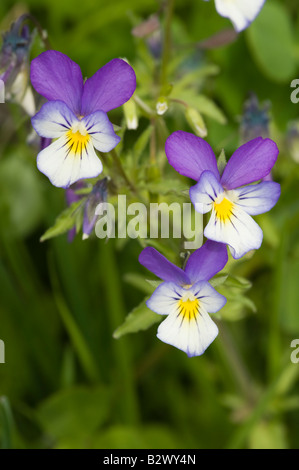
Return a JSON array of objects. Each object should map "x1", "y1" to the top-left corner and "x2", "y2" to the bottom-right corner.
[
  {"x1": 247, "y1": 1, "x2": 296, "y2": 83},
  {"x1": 0, "y1": 0, "x2": 299, "y2": 451}
]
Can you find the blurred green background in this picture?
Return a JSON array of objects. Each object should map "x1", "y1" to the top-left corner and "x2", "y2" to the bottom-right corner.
[{"x1": 1, "y1": 0, "x2": 299, "y2": 449}]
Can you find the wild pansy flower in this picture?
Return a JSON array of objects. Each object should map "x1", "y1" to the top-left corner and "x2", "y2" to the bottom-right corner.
[
  {"x1": 30, "y1": 50, "x2": 136, "y2": 188},
  {"x1": 166, "y1": 131, "x2": 280, "y2": 259},
  {"x1": 139, "y1": 240, "x2": 228, "y2": 357},
  {"x1": 204, "y1": 0, "x2": 265, "y2": 32}
]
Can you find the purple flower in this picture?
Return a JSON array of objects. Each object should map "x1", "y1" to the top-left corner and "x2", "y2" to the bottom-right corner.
[
  {"x1": 30, "y1": 50, "x2": 136, "y2": 188},
  {"x1": 166, "y1": 131, "x2": 281, "y2": 259},
  {"x1": 139, "y1": 240, "x2": 228, "y2": 357}
]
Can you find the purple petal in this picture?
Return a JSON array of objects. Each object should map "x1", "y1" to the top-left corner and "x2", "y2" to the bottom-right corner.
[
  {"x1": 233, "y1": 181, "x2": 281, "y2": 215},
  {"x1": 81, "y1": 58, "x2": 136, "y2": 115},
  {"x1": 262, "y1": 171, "x2": 273, "y2": 182},
  {"x1": 82, "y1": 206, "x2": 98, "y2": 239},
  {"x1": 184, "y1": 240, "x2": 228, "y2": 284},
  {"x1": 30, "y1": 50, "x2": 83, "y2": 115},
  {"x1": 165, "y1": 131, "x2": 219, "y2": 181},
  {"x1": 67, "y1": 226, "x2": 77, "y2": 243},
  {"x1": 220, "y1": 137, "x2": 279, "y2": 190},
  {"x1": 40, "y1": 137, "x2": 52, "y2": 150},
  {"x1": 139, "y1": 247, "x2": 190, "y2": 286}
]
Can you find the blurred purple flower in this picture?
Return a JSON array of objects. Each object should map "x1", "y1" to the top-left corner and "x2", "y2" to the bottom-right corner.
[
  {"x1": 0, "y1": 15, "x2": 35, "y2": 115},
  {"x1": 240, "y1": 94, "x2": 271, "y2": 144}
]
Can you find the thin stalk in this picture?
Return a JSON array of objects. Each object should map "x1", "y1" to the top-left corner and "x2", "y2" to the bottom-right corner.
[
  {"x1": 267, "y1": 225, "x2": 286, "y2": 381},
  {"x1": 48, "y1": 253, "x2": 100, "y2": 383},
  {"x1": 160, "y1": 0, "x2": 175, "y2": 91},
  {"x1": 100, "y1": 241, "x2": 139, "y2": 424},
  {"x1": 110, "y1": 148, "x2": 137, "y2": 195},
  {"x1": 218, "y1": 323, "x2": 257, "y2": 405}
]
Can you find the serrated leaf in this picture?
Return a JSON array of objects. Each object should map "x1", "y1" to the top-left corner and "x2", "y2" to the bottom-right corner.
[{"x1": 113, "y1": 298, "x2": 161, "y2": 339}]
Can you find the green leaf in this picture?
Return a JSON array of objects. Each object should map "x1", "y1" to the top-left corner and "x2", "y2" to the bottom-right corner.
[
  {"x1": 37, "y1": 386, "x2": 110, "y2": 442},
  {"x1": 249, "y1": 420, "x2": 288, "y2": 450},
  {"x1": 247, "y1": 1, "x2": 296, "y2": 83},
  {"x1": 113, "y1": 298, "x2": 161, "y2": 339},
  {"x1": 217, "y1": 149, "x2": 227, "y2": 175},
  {"x1": 209, "y1": 273, "x2": 228, "y2": 288},
  {"x1": 40, "y1": 200, "x2": 84, "y2": 242},
  {"x1": 92, "y1": 424, "x2": 180, "y2": 449},
  {"x1": 172, "y1": 92, "x2": 227, "y2": 125},
  {"x1": 133, "y1": 125, "x2": 153, "y2": 162},
  {"x1": 123, "y1": 272, "x2": 158, "y2": 295},
  {"x1": 139, "y1": 179, "x2": 188, "y2": 195},
  {"x1": 0, "y1": 154, "x2": 44, "y2": 238}
]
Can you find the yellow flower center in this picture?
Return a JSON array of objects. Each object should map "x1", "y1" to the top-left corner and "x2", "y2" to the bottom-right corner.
[
  {"x1": 213, "y1": 197, "x2": 233, "y2": 223},
  {"x1": 178, "y1": 297, "x2": 199, "y2": 321},
  {"x1": 65, "y1": 129, "x2": 90, "y2": 156}
]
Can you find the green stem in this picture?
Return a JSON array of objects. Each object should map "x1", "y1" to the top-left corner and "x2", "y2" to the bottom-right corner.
[
  {"x1": 110, "y1": 148, "x2": 137, "y2": 195},
  {"x1": 227, "y1": 356, "x2": 294, "y2": 449},
  {"x1": 267, "y1": 225, "x2": 286, "y2": 381},
  {"x1": 100, "y1": 241, "x2": 139, "y2": 424},
  {"x1": 160, "y1": 0, "x2": 175, "y2": 91},
  {"x1": 48, "y1": 253, "x2": 100, "y2": 383},
  {"x1": 217, "y1": 323, "x2": 257, "y2": 405}
]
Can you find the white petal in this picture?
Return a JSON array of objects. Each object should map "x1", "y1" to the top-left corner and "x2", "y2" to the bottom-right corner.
[
  {"x1": 32, "y1": 101, "x2": 78, "y2": 139},
  {"x1": 147, "y1": 282, "x2": 185, "y2": 316},
  {"x1": 147, "y1": 281, "x2": 223, "y2": 357},
  {"x1": 17, "y1": 86, "x2": 36, "y2": 117},
  {"x1": 227, "y1": 182, "x2": 281, "y2": 216},
  {"x1": 37, "y1": 134, "x2": 102, "y2": 188},
  {"x1": 192, "y1": 281, "x2": 226, "y2": 313},
  {"x1": 82, "y1": 111, "x2": 121, "y2": 153},
  {"x1": 190, "y1": 170, "x2": 224, "y2": 214},
  {"x1": 215, "y1": 0, "x2": 265, "y2": 32},
  {"x1": 204, "y1": 204, "x2": 263, "y2": 259},
  {"x1": 157, "y1": 305, "x2": 218, "y2": 357}
]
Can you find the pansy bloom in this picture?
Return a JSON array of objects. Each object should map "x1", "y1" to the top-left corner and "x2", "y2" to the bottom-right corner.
[
  {"x1": 166, "y1": 131, "x2": 280, "y2": 259},
  {"x1": 30, "y1": 50, "x2": 136, "y2": 188},
  {"x1": 139, "y1": 240, "x2": 228, "y2": 357},
  {"x1": 204, "y1": 0, "x2": 266, "y2": 32}
]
